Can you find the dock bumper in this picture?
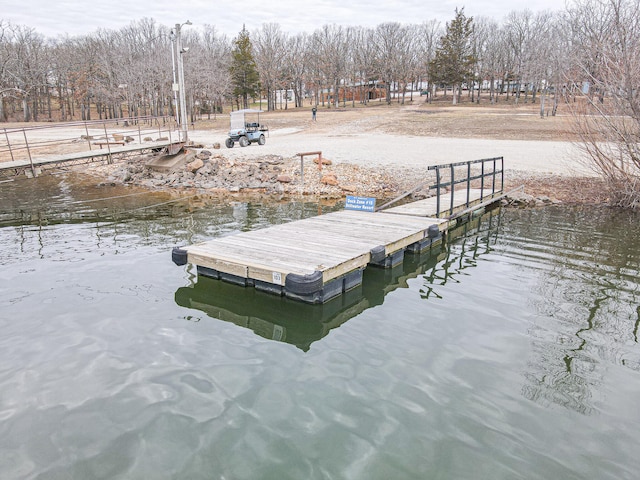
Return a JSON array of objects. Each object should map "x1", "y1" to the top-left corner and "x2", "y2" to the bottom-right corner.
[
  {"x1": 406, "y1": 224, "x2": 443, "y2": 254},
  {"x1": 285, "y1": 271, "x2": 324, "y2": 295},
  {"x1": 172, "y1": 247, "x2": 188, "y2": 266},
  {"x1": 284, "y1": 271, "x2": 333, "y2": 304},
  {"x1": 284, "y1": 269, "x2": 364, "y2": 304},
  {"x1": 369, "y1": 249, "x2": 404, "y2": 268},
  {"x1": 369, "y1": 245, "x2": 386, "y2": 264},
  {"x1": 369, "y1": 244, "x2": 404, "y2": 268}
]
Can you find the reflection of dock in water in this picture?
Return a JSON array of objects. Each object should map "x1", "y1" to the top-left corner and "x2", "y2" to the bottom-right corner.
[
  {"x1": 175, "y1": 249, "x2": 445, "y2": 351},
  {"x1": 175, "y1": 209, "x2": 501, "y2": 351}
]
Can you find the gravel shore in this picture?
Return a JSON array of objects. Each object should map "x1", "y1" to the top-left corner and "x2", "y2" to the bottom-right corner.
[{"x1": 86, "y1": 104, "x2": 604, "y2": 206}]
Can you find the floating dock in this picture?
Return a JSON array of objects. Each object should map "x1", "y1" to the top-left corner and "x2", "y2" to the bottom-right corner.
[
  {"x1": 173, "y1": 158, "x2": 505, "y2": 304},
  {"x1": 175, "y1": 207, "x2": 500, "y2": 348},
  {"x1": 173, "y1": 208, "x2": 450, "y2": 303},
  {"x1": 173, "y1": 181, "x2": 505, "y2": 303}
]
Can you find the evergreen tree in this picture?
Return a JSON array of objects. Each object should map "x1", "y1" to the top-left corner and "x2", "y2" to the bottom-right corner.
[
  {"x1": 230, "y1": 26, "x2": 260, "y2": 109},
  {"x1": 429, "y1": 8, "x2": 476, "y2": 104}
]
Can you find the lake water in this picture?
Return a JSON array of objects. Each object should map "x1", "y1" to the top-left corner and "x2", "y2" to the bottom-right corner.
[{"x1": 1, "y1": 173, "x2": 639, "y2": 480}]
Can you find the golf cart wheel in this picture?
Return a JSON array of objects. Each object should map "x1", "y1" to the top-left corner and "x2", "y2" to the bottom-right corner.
[
  {"x1": 258, "y1": 134, "x2": 266, "y2": 145},
  {"x1": 239, "y1": 136, "x2": 249, "y2": 147},
  {"x1": 225, "y1": 138, "x2": 234, "y2": 148}
]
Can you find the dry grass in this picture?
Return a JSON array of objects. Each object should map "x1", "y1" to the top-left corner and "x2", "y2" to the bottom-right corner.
[
  {"x1": 505, "y1": 175, "x2": 611, "y2": 205},
  {"x1": 196, "y1": 101, "x2": 578, "y2": 142}
]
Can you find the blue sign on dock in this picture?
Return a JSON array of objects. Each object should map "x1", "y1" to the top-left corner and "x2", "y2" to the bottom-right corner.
[{"x1": 345, "y1": 195, "x2": 376, "y2": 212}]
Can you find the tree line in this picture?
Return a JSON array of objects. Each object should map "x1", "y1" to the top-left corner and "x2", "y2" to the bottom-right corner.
[{"x1": 0, "y1": 1, "x2": 627, "y2": 122}]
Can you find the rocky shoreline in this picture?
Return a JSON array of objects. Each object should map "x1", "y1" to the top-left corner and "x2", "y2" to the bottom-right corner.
[{"x1": 92, "y1": 148, "x2": 609, "y2": 209}]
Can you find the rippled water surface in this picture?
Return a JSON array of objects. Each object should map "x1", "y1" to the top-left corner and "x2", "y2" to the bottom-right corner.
[{"x1": 1, "y1": 174, "x2": 639, "y2": 479}]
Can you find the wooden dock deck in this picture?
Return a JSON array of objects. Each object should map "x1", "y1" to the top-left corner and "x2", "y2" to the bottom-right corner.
[
  {"x1": 173, "y1": 209, "x2": 449, "y2": 303},
  {"x1": 172, "y1": 191, "x2": 504, "y2": 304}
]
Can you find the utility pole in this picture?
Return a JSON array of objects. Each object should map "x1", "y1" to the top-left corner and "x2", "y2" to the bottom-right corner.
[
  {"x1": 174, "y1": 21, "x2": 191, "y2": 143},
  {"x1": 169, "y1": 29, "x2": 179, "y2": 127}
]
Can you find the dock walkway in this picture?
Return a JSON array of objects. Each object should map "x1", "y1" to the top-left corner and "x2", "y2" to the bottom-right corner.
[
  {"x1": 0, "y1": 140, "x2": 181, "y2": 178},
  {"x1": 1, "y1": 115, "x2": 184, "y2": 178}
]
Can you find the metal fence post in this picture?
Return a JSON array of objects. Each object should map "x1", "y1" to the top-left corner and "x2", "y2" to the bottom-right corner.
[
  {"x1": 466, "y1": 161, "x2": 471, "y2": 206},
  {"x1": 435, "y1": 167, "x2": 441, "y2": 217},
  {"x1": 23, "y1": 130, "x2": 35, "y2": 177},
  {"x1": 4, "y1": 128, "x2": 14, "y2": 162},
  {"x1": 449, "y1": 163, "x2": 455, "y2": 215}
]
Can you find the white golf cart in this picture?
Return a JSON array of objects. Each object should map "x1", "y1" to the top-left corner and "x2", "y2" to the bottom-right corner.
[{"x1": 225, "y1": 109, "x2": 268, "y2": 148}]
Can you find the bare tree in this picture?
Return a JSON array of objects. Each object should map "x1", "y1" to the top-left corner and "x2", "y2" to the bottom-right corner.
[
  {"x1": 395, "y1": 25, "x2": 419, "y2": 104},
  {"x1": 2, "y1": 24, "x2": 50, "y2": 121},
  {"x1": 0, "y1": 20, "x2": 17, "y2": 121},
  {"x1": 567, "y1": 0, "x2": 640, "y2": 208},
  {"x1": 351, "y1": 27, "x2": 378, "y2": 105},
  {"x1": 314, "y1": 25, "x2": 348, "y2": 108},
  {"x1": 472, "y1": 17, "x2": 497, "y2": 103},
  {"x1": 253, "y1": 24, "x2": 287, "y2": 111},
  {"x1": 374, "y1": 22, "x2": 405, "y2": 104},
  {"x1": 417, "y1": 19, "x2": 441, "y2": 102},
  {"x1": 195, "y1": 25, "x2": 231, "y2": 118},
  {"x1": 286, "y1": 33, "x2": 308, "y2": 108},
  {"x1": 531, "y1": 12, "x2": 565, "y2": 116},
  {"x1": 503, "y1": 10, "x2": 535, "y2": 103}
]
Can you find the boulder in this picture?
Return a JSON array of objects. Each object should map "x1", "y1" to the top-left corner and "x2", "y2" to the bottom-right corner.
[
  {"x1": 277, "y1": 175, "x2": 293, "y2": 183},
  {"x1": 186, "y1": 158, "x2": 204, "y2": 173},
  {"x1": 313, "y1": 157, "x2": 332, "y2": 166},
  {"x1": 506, "y1": 191, "x2": 535, "y2": 207},
  {"x1": 321, "y1": 174, "x2": 339, "y2": 186}
]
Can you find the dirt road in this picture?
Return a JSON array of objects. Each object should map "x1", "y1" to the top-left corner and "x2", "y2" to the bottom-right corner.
[{"x1": 189, "y1": 103, "x2": 591, "y2": 177}]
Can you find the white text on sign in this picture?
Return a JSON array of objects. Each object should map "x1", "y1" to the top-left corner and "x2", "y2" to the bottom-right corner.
[{"x1": 345, "y1": 196, "x2": 376, "y2": 212}]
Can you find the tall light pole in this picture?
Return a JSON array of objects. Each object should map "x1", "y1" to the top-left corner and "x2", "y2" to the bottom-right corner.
[
  {"x1": 169, "y1": 29, "x2": 179, "y2": 127},
  {"x1": 174, "y1": 20, "x2": 191, "y2": 143}
]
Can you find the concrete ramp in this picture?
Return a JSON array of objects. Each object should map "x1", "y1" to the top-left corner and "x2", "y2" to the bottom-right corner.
[{"x1": 146, "y1": 150, "x2": 190, "y2": 172}]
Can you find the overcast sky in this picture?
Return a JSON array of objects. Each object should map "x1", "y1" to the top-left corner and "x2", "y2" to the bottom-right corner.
[{"x1": 2, "y1": 0, "x2": 568, "y2": 39}]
